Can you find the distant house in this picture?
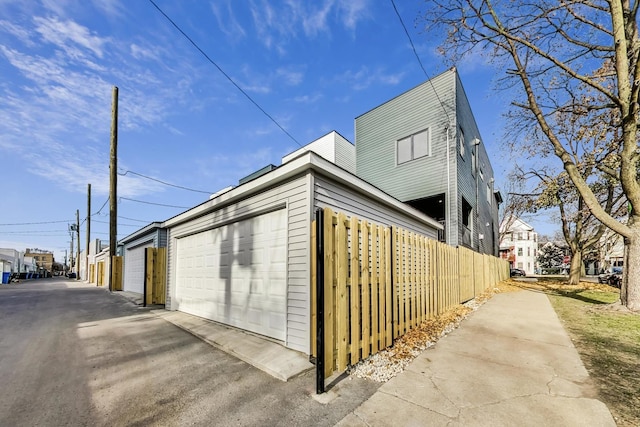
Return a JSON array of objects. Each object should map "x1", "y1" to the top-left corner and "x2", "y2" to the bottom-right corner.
[
  {"x1": 24, "y1": 248, "x2": 54, "y2": 273},
  {"x1": 499, "y1": 217, "x2": 538, "y2": 275},
  {"x1": 355, "y1": 68, "x2": 501, "y2": 255}
]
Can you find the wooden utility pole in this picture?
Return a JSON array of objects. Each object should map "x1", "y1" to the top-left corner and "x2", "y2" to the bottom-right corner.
[
  {"x1": 76, "y1": 209, "x2": 80, "y2": 280},
  {"x1": 69, "y1": 230, "x2": 74, "y2": 274},
  {"x1": 86, "y1": 183, "x2": 91, "y2": 282},
  {"x1": 109, "y1": 86, "x2": 118, "y2": 292}
]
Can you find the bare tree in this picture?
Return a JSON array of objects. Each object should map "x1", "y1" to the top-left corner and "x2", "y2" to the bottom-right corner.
[
  {"x1": 529, "y1": 169, "x2": 624, "y2": 284},
  {"x1": 423, "y1": 0, "x2": 640, "y2": 310}
]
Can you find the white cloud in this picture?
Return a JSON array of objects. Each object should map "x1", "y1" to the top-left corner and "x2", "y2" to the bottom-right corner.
[
  {"x1": 0, "y1": 19, "x2": 34, "y2": 45},
  {"x1": 276, "y1": 67, "x2": 304, "y2": 86},
  {"x1": 211, "y1": 1, "x2": 247, "y2": 41},
  {"x1": 90, "y1": 0, "x2": 124, "y2": 19},
  {"x1": 34, "y1": 16, "x2": 108, "y2": 58},
  {"x1": 337, "y1": 0, "x2": 369, "y2": 30},
  {"x1": 334, "y1": 66, "x2": 405, "y2": 90},
  {"x1": 0, "y1": 15, "x2": 202, "y2": 200},
  {"x1": 292, "y1": 93, "x2": 322, "y2": 104},
  {"x1": 250, "y1": 0, "x2": 370, "y2": 51}
]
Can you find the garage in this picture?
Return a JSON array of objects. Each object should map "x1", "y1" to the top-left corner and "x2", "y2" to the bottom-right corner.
[
  {"x1": 123, "y1": 243, "x2": 153, "y2": 294},
  {"x1": 174, "y1": 209, "x2": 287, "y2": 341}
]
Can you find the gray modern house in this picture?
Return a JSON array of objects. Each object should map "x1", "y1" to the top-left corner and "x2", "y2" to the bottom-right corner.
[{"x1": 355, "y1": 68, "x2": 501, "y2": 255}]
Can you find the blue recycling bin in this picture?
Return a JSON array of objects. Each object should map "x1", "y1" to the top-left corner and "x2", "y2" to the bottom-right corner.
[{"x1": 1, "y1": 272, "x2": 10, "y2": 284}]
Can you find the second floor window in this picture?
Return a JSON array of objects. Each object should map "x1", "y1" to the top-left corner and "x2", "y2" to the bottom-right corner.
[
  {"x1": 397, "y1": 128, "x2": 430, "y2": 164},
  {"x1": 518, "y1": 247, "x2": 523, "y2": 256}
]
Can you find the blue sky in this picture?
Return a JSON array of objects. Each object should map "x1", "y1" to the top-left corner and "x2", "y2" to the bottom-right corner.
[{"x1": 0, "y1": 0, "x2": 554, "y2": 264}]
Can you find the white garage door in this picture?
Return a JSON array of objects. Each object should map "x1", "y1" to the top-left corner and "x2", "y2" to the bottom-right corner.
[
  {"x1": 123, "y1": 243, "x2": 153, "y2": 294},
  {"x1": 175, "y1": 209, "x2": 287, "y2": 341}
]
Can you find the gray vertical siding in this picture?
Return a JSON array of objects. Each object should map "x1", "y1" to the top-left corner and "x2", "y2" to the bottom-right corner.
[
  {"x1": 165, "y1": 175, "x2": 310, "y2": 353},
  {"x1": 355, "y1": 70, "x2": 456, "y2": 203},
  {"x1": 455, "y1": 74, "x2": 497, "y2": 255}
]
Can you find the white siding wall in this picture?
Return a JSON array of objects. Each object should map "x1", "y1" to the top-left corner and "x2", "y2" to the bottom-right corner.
[
  {"x1": 313, "y1": 174, "x2": 439, "y2": 239},
  {"x1": 334, "y1": 134, "x2": 356, "y2": 174},
  {"x1": 166, "y1": 175, "x2": 310, "y2": 353}
]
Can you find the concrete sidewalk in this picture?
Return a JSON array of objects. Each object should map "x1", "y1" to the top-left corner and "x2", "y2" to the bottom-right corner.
[{"x1": 336, "y1": 290, "x2": 615, "y2": 426}]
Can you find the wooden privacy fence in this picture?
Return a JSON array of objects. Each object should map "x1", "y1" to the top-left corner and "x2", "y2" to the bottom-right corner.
[
  {"x1": 112, "y1": 256, "x2": 123, "y2": 291},
  {"x1": 311, "y1": 208, "x2": 509, "y2": 392},
  {"x1": 145, "y1": 247, "x2": 166, "y2": 305}
]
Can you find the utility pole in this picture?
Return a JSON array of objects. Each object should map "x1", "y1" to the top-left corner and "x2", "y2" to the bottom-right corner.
[
  {"x1": 69, "y1": 228, "x2": 74, "y2": 274},
  {"x1": 76, "y1": 209, "x2": 80, "y2": 280},
  {"x1": 86, "y1": 183, "x2": 91, "y2": 282},
  {"x1": 109, "y1": 86, "x2": 118, "y2": 292}
]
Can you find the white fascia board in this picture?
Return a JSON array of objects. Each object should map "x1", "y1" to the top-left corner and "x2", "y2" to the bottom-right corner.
[{"x1": 163, "y1": 152, "x2": 443, "y2": 231}]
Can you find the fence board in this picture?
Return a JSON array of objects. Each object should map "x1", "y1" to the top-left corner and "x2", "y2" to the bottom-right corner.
[
  {"x1": 336, "y1": 212, "x2": 349, "y2": 371},
  {"x1": 370, "y1": 224, "x2": 379, "y2": 354},
  {"x1": 323, "y1": 208, "x2": 335, "y2": 377},
  {"x1": 361, "y1": 221, "x2": 370, "y2": 359},
  {"x1": 349, "y1": 216, "x2": 360, "y2": 365}
]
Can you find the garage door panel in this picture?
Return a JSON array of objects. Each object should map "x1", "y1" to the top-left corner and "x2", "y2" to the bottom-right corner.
[
  {"x1": 123, "y1": 243, "x2": 153, "y2": 294},
  {"x1": 175, "y1": 209, "x2": 287, "y2": 341}
]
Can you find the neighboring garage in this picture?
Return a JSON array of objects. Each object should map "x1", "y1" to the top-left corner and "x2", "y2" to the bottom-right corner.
[
  {"x1": 119, "y1": 222, "x2": 166, "y2": 295},
  {"x1": 164, "y1": 146, "x2": 442, "y2": 355}
]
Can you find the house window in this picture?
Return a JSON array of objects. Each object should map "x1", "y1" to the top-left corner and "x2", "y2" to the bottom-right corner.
[
  {"x1": 486, "y1": 183, "x2": 491, "y2": 204},
  {"x1": 471, "y1": 148, "x2": 476, "y2": 174},
  {"x1": 397, "y1": 128, "x2": 430, "y2": 164},
  {"x1": 462, "y1": 197, "x2": 472, "y2": 229},
  {"x1": 527, "y1": 247, "x2": 530, "y2": 256},
  {"x1": 518, "y1": 247, "x2": 523, "y2": 256},
  {"x1": 517, "y1": 232, "x2": 523, "y2": 240},
  {"x1": 458, "y1": 128, "x2": 465, "y2": 158}
]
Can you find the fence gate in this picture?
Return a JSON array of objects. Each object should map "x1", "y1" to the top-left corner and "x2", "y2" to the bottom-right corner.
[{"x1": 144, "y1": 247, "x2": 166, "y2": 305}]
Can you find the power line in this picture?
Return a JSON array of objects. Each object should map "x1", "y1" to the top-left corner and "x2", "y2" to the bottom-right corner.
[
  {"x1": 119, "y1": 197, "x2": 189, "y2": 209},
  {"x1": 389, "y1": 0, "x2": 452, "y2": 124},
  {"x1": 0, "y1": 230, "x2": 68, "y2": 234},
  {"x1": 147, "y1": 0, "x2": 302, "y2": 147},
  {"x1": 91, "y1": 219, "x2": 143, "y2": 227},
  {"x1": 118, "y1": 169, "x2": 212, "y2": 194},
  {"x1": 0, "y1": 220, "x2": 75, "y2": 226},
  {"x1": 93, "y1": 197, "x2": 109, "y2": 216},
  {"x1": 118, "y1": 216, "x2": 155, "y2": 223}
]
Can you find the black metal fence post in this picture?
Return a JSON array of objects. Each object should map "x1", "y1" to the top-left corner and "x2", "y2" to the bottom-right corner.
[{"x1": 315, "y1": 208, "x2": 325, "y2": 394}]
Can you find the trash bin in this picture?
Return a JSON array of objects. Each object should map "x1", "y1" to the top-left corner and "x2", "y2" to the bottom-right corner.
[{"x1": 1, "y1": 272, "x2": 10, "y2": 284}]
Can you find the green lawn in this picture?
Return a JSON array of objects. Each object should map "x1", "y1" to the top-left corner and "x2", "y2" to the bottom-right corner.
[{"x1": 548, "y1": 289, "x2": 640, "y2": 427}]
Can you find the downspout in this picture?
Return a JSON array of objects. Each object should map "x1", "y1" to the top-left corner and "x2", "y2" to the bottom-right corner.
[{"x1": 446, "y1": 126, "x2": 451, "y2": 245}]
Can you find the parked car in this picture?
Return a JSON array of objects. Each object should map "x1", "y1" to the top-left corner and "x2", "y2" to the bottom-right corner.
[
  {"x1": 510, "y1": 268, "x2": 526, "y2": 277},
  {"x1": 598, "y1": 267, "x2": 622, "y2": 288},
  {"x1": 66, "y1": 272, "x2": 76, "y2": 279}
]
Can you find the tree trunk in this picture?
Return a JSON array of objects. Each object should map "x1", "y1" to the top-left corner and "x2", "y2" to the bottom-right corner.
[
  {"x1": 621, "y1": 221, "x2": 640, "y2": 311},
  {"x1": 568, "y1": 249, "x2": 582, "y2": 286}
]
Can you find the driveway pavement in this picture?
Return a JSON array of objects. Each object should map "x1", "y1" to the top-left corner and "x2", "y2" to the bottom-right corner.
[{"x1": 0, "y1": 278, "x2": 379, "y2": 426}]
